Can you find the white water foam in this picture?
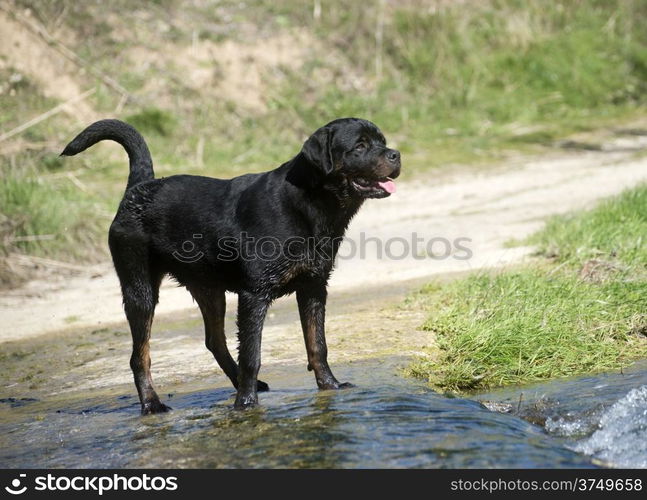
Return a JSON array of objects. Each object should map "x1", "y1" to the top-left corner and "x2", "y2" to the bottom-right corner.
[
  {"x1": 573, "y1": 385, "x2": 647, "y2": 468},
  {"x1": 545, "y1": 416, "x2": 593, "y2": 438}
]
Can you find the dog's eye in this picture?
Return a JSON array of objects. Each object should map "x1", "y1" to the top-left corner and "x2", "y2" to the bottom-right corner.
[{"x1": 354, "y1": 142, "x2": 367, "y2": 151}]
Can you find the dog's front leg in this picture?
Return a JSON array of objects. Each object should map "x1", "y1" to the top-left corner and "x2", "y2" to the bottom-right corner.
[
  {"x1": 235, "y1": 291, "x2": 269, "y2": 409},
  {"x1": 297, "y1": 283, "x2": 353, "y2": 390}
]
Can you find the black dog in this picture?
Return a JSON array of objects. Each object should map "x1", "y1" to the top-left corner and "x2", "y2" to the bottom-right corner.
[{"x1": 61, "y1": 118, "x2": 400, "y2": 412}]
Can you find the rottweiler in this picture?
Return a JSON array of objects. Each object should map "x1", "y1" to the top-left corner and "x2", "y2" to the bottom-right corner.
[{"x1": 61, "y1": 118, "x2": 401, "y2": 412}]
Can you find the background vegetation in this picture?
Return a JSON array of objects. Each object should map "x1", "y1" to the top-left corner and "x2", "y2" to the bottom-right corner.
[
  {"x1": 407, "y1": 184, "x2": 647, "y2": 392},
  {"x1": 1, "y1": 0, "x2": 646, "y2": 286}
]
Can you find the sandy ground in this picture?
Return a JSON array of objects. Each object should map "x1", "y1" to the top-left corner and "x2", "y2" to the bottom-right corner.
[{"x1": 2, "y1": 136, "x2": 647, "y2": 343}]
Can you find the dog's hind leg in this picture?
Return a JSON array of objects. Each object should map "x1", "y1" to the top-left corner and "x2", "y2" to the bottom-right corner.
[
  {"x1": 188, "y1": 287, "x2": 269, "y2": 393},
  {"x1": 122, "y1": 274, "x2": 169, "y2": 415},
  {"x1": 122, "y1": 283, "x2": 169, "y2": 415},
  {"x1": 112, "y1": 245, "x2": 168, "y2": 415}
]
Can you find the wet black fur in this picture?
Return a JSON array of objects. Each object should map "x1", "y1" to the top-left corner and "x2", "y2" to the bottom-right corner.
[{"x1": 61, "y1": 118, "x2": 401, "y2": 412}]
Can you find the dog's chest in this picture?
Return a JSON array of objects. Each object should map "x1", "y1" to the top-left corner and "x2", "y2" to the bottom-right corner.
[{"x1": 257, "y1": 238, "x2": 339, "y2": 295}]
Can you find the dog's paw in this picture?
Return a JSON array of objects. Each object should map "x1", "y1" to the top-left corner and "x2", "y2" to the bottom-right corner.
[
  {"x1": 234, "y1": 393, "x2": 258, "y2": 410},
  {"x1": 141, "y1": 400, "x2": 172, "y2": 415},
  {"x1": 318, "y1": 381, "x2": 355, "y2": 390},
  {"x1": 257, "y1": 380, "x2": 270, "y2": 392}
]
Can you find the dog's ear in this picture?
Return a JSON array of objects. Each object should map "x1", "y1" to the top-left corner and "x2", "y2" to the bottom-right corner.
[{"x1": 301, "y1": 126, "x2": 334, "y2": 176}]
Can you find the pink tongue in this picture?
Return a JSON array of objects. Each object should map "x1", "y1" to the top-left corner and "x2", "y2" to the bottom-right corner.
[{"x1": 377, "y1": 179, "x2": 396, "y2": 194}]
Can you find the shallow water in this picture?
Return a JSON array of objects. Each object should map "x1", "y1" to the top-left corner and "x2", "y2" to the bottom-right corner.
[
  {"x1": 476, "y1": 360, "x2": 647, "y2": 469},
  {"x1": 3, "y1": 304, "x2": 647, "y2": 470},
  {"x1": 1, "y1": 358, "x2": 598, "y2": 468}
]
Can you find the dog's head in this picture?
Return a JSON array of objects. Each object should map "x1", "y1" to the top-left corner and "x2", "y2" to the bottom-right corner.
[{"x1": 298, "y1": 118, "x2": 401, "y2": 199}]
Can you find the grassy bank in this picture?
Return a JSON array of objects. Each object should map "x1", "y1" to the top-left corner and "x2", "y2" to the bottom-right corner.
[
  {"x1": 407, "y1": 184, "x2": 647, "y2": 392},
  {"x1": 1, "y1": 0, "x2": 646, "y2": 283}
]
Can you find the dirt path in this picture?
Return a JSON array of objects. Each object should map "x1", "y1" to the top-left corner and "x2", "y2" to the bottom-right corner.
[{"x1": 2, "y1": 137, "x2": 647, "y2": 343}]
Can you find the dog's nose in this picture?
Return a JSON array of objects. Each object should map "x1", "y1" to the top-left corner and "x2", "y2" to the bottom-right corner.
[
  {"x1": 387, "y1": 149, "x2": 400, "y2": 163},
  {"x1": 386, "y1": 149, "x2": 401, "y2": 178}
]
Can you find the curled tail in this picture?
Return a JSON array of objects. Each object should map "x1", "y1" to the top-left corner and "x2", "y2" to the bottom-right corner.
[{"x1": 61, "y1": 119, "x2": 154, "y2": 189}]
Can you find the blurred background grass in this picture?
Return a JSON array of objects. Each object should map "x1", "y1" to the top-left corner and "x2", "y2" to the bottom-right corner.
[{"x1": 1, "y1": 0, "x2": 646, "y2": 285}]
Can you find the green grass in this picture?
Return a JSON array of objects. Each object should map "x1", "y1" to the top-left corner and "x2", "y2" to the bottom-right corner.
[
  {"x1": 1, "y1": 0, "x2": 646, "y2": 283},
  {"x1": 11, "y1": 0, "x2": 647, "y2": 176},
  {"x1": 267, "y1": 0, "x2": 647, "y2": 168},
  {"x1": 0, "y1": 167, "x2": 104, "y2": 263},
  {"x1": 125, "y1": 108, "x2": 176, "y2": 137},
  {"x1": 528, "y1": 185, "x2": 647, "y2": 268},
  {"x1": 407, "y1": 184, "x2": 647, "y2": 392}
]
